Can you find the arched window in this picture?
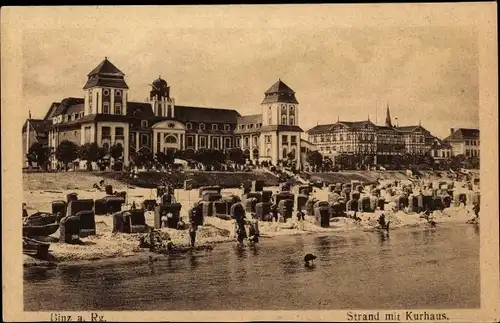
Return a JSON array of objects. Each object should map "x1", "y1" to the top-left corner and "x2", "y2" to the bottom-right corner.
[
  {"x1": 281, "y1": 114, "x2": 287, "y2": 125},
  {"x1": 291, "y1": 148, "x2": 296, "y2": 158},
  {"x1": 289, "y1": 115, "x2": 295, "y2": 125},
  {"x1": 282, "y1": 147, "x2": 287, "y2": 159},
  {"x1": 186, "y1": 122, "x2": 192, "y2": 130},
  {"x1": 165, "y1": 135, "x2": 177, "y2": 144},
  {"x1": 102, "y1": 142, "x2": 110, "y2": 152},
  {"x1": 141, "y1": 120, "x2": 148, "y2": 128}
]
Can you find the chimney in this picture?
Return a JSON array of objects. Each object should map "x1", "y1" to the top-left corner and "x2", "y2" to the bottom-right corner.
[{"x1": 450, "y1": 128, "x2": 454, "y2": 135}]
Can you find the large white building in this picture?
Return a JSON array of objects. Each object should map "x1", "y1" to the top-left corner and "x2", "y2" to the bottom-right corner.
[{"x1": 22, "y1": 58, "x2": 305, "y2": 169}]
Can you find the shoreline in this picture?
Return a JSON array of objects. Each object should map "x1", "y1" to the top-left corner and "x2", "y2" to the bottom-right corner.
[
  {"x1": 22, "y1": 172, "x2": 478, "y2": 269},
  {"x1": 23, "y1": 209, "x2": 476, "y2": 269}
]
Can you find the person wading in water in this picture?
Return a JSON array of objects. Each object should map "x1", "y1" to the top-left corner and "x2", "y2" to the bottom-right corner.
[{"x1": 189, "y1": 221, "x2": 198, "y2": 249}]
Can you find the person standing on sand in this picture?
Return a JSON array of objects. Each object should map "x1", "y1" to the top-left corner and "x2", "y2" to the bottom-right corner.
[
  {"x1": 166, "y1": 238, "x2": 174, "y2": 253},
  {"x1": 473, "y1": 202, "x2": 480, "y2": 219},
  {"x1": 177, "y1": 217, "x2": 186, "y2": 230},
  {"x1": 296, "y1": 210, "x2": 305, "y2": 221}
]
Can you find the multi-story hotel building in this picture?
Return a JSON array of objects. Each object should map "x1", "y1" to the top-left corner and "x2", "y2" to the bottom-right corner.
[
  {"x1": 307, "y1": 107, "x2": 441, "y2": 165},
  {"x1": 22, "y1": 58, "x2": 304, "y2": 169}
]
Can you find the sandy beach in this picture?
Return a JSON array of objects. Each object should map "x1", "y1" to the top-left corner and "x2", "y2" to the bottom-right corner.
[{"x1": 23, "y1": 172, "x2": 477, "y2": 267}]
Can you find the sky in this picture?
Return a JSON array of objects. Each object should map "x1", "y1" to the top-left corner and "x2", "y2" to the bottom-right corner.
[{"x1": 20, "y1": 5, "x2": 480, "y2": 139}]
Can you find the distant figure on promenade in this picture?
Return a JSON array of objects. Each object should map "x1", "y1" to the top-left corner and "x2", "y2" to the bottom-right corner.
[{"x1": 131, "y1": 201, "x2": 137, "y2": 210}]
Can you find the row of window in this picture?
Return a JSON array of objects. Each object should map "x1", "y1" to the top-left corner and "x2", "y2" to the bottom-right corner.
[
  {"x1": 238, "y1": 123, "x2": 263, "y2": 131},
  {"x1": 62, "y1": 112, "x2": 85, "y2": 123},
  {"x1": 465, "y1": 140, "x2": 480, "y2": 146},
  {"x1": 101, "y1": 126, "x2": 124, "y2": 137},
  {"x1": 318, "y1": 145, "x2": 376, "y2": 152},
  {"x1": 465, "y1": 149, "x2": 480, "y2": 157},
  {"x1": 432, "y1": 150, "x2": 451, "y2": 158},
  {"x1": 102, "y1": 102, "x2": 123, "y2": 115},
  {"x1": 312, "y1": 133, "x2": 376, "y2": 142},
  {"x1": 185, "y1": 122, "x2": 231, "y2": 132}
]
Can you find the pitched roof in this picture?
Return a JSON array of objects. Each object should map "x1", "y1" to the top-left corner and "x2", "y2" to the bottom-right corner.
[
  {"x1": 83, "y1": 58, "x2": 129, "y2": 89},
  {"x1": 307, "y1": 124, "x2": 335, "y2": 133},
  {"x1": 83, "y1": 76, "x2": 129, "y2": 90},
  {"x1": 127, "y1": 102, "x2": 155, "y2": 118},
  {"x1": 307, "y1": 120, "x2": 376, "y2": 133},
  {"x1": 376, "y1": 125, "x2": 398, "y2": 132},
  {"x1": 237, "y1": 114, "x2": 262, "y2": 125},
  {"x1": 338, "y1": 120, "x2": 377, "y2": 130},
  {"x1": 66, "y1": 103, "x2": 84, "y2": 115},
  {"x1": 444, "y1": 128, "x2": 480, "y2": 141},
  {"x1": 264, "y1": 79, "x2": 295, "y2": 94},
  {"x1": 43, "y1": 102, "x2": 60, "y2": 120},
  {"x1": 174, "y1": 105, "x2": 241, "y2": 123},
  {"x1": 52, "y1": 98, "x2": 85, "y2": 117},
  {"x1": 88, "y1": 58, "x2": 125, "y2": 76},
  {"x1": 262, "y1": 79, "x2": 299, "y2": 104},
  {"x1": 23, "y1": 119, "x2": 52, "y2": 134},
  {"x1": 395, "y1": 125, "x2": 419, "y2": 132}
]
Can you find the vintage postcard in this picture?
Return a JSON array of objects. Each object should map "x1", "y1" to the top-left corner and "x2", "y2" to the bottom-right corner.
[{"x1": 1, "y1": 3, "x2": 499, "y2": 322}]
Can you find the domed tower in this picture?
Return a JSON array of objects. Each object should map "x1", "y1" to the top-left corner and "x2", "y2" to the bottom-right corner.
[{"x1": 149, "y1": 76, "x2": 175, "y2": 118}]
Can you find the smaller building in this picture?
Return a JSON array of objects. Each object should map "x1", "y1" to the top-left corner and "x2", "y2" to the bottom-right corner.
[
  {"x1": 22, "y1": 118, "x2": 52, "y2": 166},
  {"x1": 428, "y1": 137, "x2": 452, "y2": 161},
  {"x1": 444, "y1": 128, "x2": 480, "y2": 158}
]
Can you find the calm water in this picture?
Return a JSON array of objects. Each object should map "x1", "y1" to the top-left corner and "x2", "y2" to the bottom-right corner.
[{"x1": 24, "y1": 224, "x2": 480, "y2": 311}]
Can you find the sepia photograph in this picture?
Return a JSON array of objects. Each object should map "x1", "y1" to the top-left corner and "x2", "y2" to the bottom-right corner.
[{"x1": 2, "y1": 4, "x2": 498, "y2": 322}]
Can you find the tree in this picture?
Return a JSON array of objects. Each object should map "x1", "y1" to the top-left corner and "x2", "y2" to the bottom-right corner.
[
  {"x1": 335, "y1": 153, "x2": 354, "y2": 170},
  {"x1": 27, "y1": 142, "x2": 51, "y2": 170},
  {"x1": 226, "y1": 148, "x2": 246, "y2": 165},
  {"x1": 155, "y1": 152, "x2": 168, "y2": 167},
  {"x1": 55, "y1": 140, "x2": 80, "y2": 170},
  {"x1": 451, "y1": 154, "x2": 466, "y2": 171},
  {"x1": 165, "y1": 149, "x2": 176, "y2": 165},
  {"x1": 79, "y1": 142, "x2": 106, "y2": 171},
  {"x1": 109, "y1": 143, "x2": 124, "y2": 160},
  {"x1": 306, "y1": 151, "x2": 323, "y2": 171},
  {"x1": 390, "y1": 155, "x2": 404, "y2": 170},
  {"x1": 469, "y1": 156, "x2": 480, "y2": 169},
  {"x1": 135, "y1": 149, "x2": 154, "y2": 170}
]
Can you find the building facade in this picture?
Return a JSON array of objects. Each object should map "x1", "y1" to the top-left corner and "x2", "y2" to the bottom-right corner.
[
  {"x1": 443, "y1": 128, "x2": 480, "y2": 157},
  {"x1": 22, "y1": 58, "x2": 303, "y2": 169},
  {"x1": 307, "y1": 107, "x2": 439, "y2": 165}
]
